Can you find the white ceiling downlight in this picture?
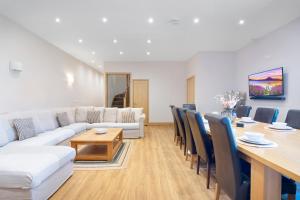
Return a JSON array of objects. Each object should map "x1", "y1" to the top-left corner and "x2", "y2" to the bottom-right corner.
[
  {"x1": 193, "y1": 18, "x2": 199, "y2": 24},
  {"x1": 147, "y1": 39, "x2": 152, "y2": 44},
  {"x1": 148, "y1": 17, "x2": 154, "y2": 24},
  {"x1": 78, "y1": 39, "x2": 83, "y2": 43},
  {"x1": 146, "y1": 51, "x2": 151, "y2": 55},
  {"x1": 91, "y1": 51, "x2": 95, "y2": 55},
  {"x1": 102, "y1": 17, "x2": 108, "y2": 23},
  {"x1": 239, "y1": 19, "x2": 245, "y2": 25},
  {"x1": 113, "y1": 39, "x2": 118, "y2": 44},
  {"x1": 55, "y1": 17, "x2": 61, "y2": 23},
  {"x1": 119, "y1": 51, "x2": 124, "y2": 55}
]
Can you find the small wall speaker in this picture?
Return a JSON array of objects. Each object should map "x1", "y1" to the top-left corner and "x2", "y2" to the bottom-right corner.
[{"x1": 9, "y1": 61, "x2": 24, "y2": 72}]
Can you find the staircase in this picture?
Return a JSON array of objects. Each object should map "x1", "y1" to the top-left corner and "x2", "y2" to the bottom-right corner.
[{"x1": 111, "y1": 92, "x2": 126, "y2": 108}]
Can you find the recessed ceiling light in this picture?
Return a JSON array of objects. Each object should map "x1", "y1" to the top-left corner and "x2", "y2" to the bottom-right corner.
[
  {"x1": 78, "y1": 39, "x2": 83, "y2": 43},
  {"x1": 119, "y1": 51, "x2": 124, "y2": 55},
  {"x1": 147, "y1": 39, "x2": 152, "y2": 44},
  {"x1": 193, "y1": 18, "x2": 199, "y2": 24},
  {"x1": 146, "y1": 51, "x2": 151, "y2": 56},
  {"x1": 148, "y1": 17, "x2": 154, "y2": 24},
  {"x1": 91, "y1": 51, "x2": 96, "y2": 55},
  {"x1": 113, "y1": 39, "x2": 118, "y2": 44},
  {"x1": 55, "y1": 18, "x2": 61, "y2": 23},
  {"x1": 239, "y1": 19, "x2": 245, "y2": 25},
  {"x1": 102, "y1": 17, "x2": 108, "y2": 23}
]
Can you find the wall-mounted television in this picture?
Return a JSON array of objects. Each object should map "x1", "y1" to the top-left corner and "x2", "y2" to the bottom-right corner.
[{"x1": 248, "y1": 67, "x2": 285, "y2": 100}]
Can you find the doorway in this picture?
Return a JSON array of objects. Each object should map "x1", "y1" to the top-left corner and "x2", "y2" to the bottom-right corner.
[
  {"x1": 187, "y1": 76, "x2": 195, "y2": 103},
  {"x1": 105, "y1": 73, "x2": 131, "y2": 108},
  {"x1": 133, "y1": 79, "x2": 149, "y2": 124}
]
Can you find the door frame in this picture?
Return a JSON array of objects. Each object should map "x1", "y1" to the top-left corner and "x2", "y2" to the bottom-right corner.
[
  {"x1": 105, "y1": 72, "x2": 131, "y2": 107},
  {"x1": 186, "y1": 76, "x2": 195, "y2": 104},
  {"x1": 132, "y1": 79, "x2": 149, "y2": 124}
]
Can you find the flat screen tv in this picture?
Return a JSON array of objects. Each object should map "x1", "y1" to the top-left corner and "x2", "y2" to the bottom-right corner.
[{"x1": 248, "y1": 67, "x2": 285, "y2": 99}]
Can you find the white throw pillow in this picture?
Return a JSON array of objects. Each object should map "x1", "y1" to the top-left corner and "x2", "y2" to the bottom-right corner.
[
  {"x1": 75, "y1": 107, "x2": 94, "y2": 122},
  {"x1": 36, "y1": 111, "x2": 59, "y2": 132},
  {"x1": 103, "y1": 108, "x2": 118, "y2": 122},
  {"x1": 117, "y1": 108, "x2": 131, "y2": 123},
  {"x1": 131, "y1": 108, "x2": 144, "y2": 122},
  {"x1": 0, "y1": 119, "x2": 12, "y2": 147},
  {"x1": 94, "y1": 107, "x2": 105, "y2": 122}
]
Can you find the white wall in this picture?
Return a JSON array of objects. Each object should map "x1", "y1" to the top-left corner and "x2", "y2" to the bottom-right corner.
[
  {"x1": 104, "y1": 62, "x2": 186, "y2": 123},
  {"x1": 0, "y1": 15, "x2": 104, "y2": 113},
  {"x1": 235, "y1": 17, "x2": 300, "y2": 121},
  {"x1": 186, "y1": 52, "x2": 236, "y2": 113}
]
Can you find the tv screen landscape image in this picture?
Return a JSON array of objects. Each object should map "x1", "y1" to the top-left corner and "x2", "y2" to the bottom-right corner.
[{"x1": 249, "y1": 67, "x2": 284, "y2": 97}]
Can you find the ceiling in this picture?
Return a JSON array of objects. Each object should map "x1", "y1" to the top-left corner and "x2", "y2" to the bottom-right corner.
[{"x1": 0, "y1": 0, "x2": 300, "y2": 70}]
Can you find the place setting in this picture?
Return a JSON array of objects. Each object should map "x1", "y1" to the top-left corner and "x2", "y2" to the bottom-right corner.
[
  {"x1": 237, "y1": 132, "x2": 278, "y2": 148},
  {"x1": 266, "y1": 122, "x2": 296, "y2": 133}
]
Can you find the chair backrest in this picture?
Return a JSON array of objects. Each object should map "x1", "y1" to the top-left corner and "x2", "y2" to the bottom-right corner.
[
  {"x1": 205, "y1": 114, "x2": 242, "y2": 199},
  {"x1": 179, "y1": 108, "x2": 196, "y2": 154},
  {"x1": 173, "y1": 107, "x2": 186, "y2": 142},
  {"x1": 254, "y1": 107, "x2": 279, "y2": 124},
  {"x1": 285, "y1": 109, "x2": 300, "y2": 129},
  {"x1": 170, "y1": 105, "x2": 179, "y2": 135},
  {"x1": 186, "y1": 111, "x2": 212, "y2": 162},
  {"x1": 182, "y1": 104, "x2": 196, "y2": 111},
  {"x1": 235, "y1": 105, "x2": 252, "y2": 118}
]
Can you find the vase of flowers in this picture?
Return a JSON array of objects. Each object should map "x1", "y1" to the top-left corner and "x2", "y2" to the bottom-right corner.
[{"x1": 215, "y1": 91, "x2": 243, "y2": 121}]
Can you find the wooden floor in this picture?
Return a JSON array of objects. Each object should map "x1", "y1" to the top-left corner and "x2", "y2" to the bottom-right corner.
[{"x1": 51, "y1": 125, "x2": 229, "y2": 200}]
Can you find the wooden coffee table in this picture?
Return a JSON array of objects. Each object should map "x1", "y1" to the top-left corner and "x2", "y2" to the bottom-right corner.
[{"x1": 70, "y1": 128, "x2": 123, "y2": 161}]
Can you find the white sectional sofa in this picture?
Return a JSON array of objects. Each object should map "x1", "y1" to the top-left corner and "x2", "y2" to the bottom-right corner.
[{"x1": 0, "y1": 106, "x2": 145, "y2": 200}]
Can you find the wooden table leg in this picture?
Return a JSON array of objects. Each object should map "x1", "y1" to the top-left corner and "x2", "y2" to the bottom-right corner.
[
  {"x1": 107, "y1": 143, "x2": 113, "y2": 161},
  {"x1": 250, "y1": 159, "x2": 281, "y2": 200}
]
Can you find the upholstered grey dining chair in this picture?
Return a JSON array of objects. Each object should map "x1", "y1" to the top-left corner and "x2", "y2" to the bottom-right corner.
[
  {"x1": 173, "y1": 107, "x2": 187, "y2": 155},
  {"x1": 179, "y1": 109, "x2": 197, "y2": 168},
  {"x1": 170, "y1": 105, "x2": 180, "y2": 143},
  {"x1": 234, "y1": 105, "x2": 252, "y2": 118},
  {"x1": 182, "y1": 104, "x2": 196, "y2": 111},
  {"x1": 187, "y1": 110, "x2": 214, "y2": 189},
  {"x1": 205, "y1": 114, "x2": 250, "y2": 200},
  {"x1": 253, "y1": 107, "x2": 279, "y2": 124},
  {"x1": 285, "y1": 109, "x2": 300, "y2": 129}
]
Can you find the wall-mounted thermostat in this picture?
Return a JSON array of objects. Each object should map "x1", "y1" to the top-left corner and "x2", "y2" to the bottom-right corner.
[{"x1": 9, "y1": 61, "x2": 24, "y2": 72}]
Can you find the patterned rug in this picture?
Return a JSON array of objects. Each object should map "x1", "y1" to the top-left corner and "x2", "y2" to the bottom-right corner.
[{"x1": 73, "y1": 140, "x2": 132, "y2": 170}]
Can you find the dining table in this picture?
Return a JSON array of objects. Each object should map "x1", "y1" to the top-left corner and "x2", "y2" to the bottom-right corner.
[{"x1": 205, "y1": 119, "x2": 300, "y2": 200}]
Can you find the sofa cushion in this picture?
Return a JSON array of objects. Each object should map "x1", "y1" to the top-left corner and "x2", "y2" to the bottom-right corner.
[
  {"x1": 94, "y1": 107, "x2": 105, "y2": 122},
  {"x1": 0, "y1": 119, "x2": 15, "y2": 147},
  {"x1": 131, "y1": 108, "x2": 144, "y2": 122},
  {"x1": 87, "y1": 111, "x2": 101, "y2": 124},
  {"x1": 35, "y1": 111, "x2": 59, "y2": 133},
  {"x1": 117, "y1": 108, "x2": 131, "y2": 123},
  {"x1": 103, "y1": 108, "x2": 118, "y2": 122},
  {"x1": 75, "y1": 107, "x2": 93, "y2": 123},
  {"x1": 4, "y1": 129, "x2": 75, "y2": 147},
  {"x1": 13, "y1": 118, "x2": 37, "y2": 141},
  {"x1": 62, "y1": 123, "x2": 87, "y2": 134},
  {"x1": 87, "y1": 122, "x2": 139, "y2": 130},
  {"x1": 122, "y1": 111, "x2": 135, "y2": 123},
  {"x1": 56, "y1": 112, "x2": 71, "y2": 127},
  {"x1": 0, "y1": 146, "x2": 75, "y2": 189}
]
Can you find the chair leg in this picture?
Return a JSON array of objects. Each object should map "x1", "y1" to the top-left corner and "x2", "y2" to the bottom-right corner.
[
  {"x1": 184, "y1": 143, "x2": 187, "y2": 155},
  {"x1": 206, "y1": 161, "x2": 211, "y2": 189},
  {"x1": 185, "y1": 152, "x2": 189, "y2": 161},
  {"x1": 180, "y1": 137, "x2": 183, "y2": 149},
  {"x1": 215, "y1": 183, "x2": 221, "y2": 200},
  {"x1": 197, "y1": 156, "x2": 201, "y2": 175},
  {"x1": 190, "y1": 155, "x2": 195, "y2": 169},
  {"x1": 288, "y1": 194, "x2": 296, "y2": 200}
]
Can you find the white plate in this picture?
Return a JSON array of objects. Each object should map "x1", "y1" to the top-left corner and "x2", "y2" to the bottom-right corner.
[
  {"x1": 238, "y1": 136, "x2": 273, "y2": 145},
  {"x1": 239, "y1": 120, "x2": 256, "y2": 124},
  {"x1": 95, "y1": 128, "x2": 108, "y2": 134},
  {"x1": 268, "y1": 125, "x2": 294, "y2": 130}
]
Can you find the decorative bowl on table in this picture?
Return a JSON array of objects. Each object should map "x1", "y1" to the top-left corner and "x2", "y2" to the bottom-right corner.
[
  {"x1": 94, "y1": 128, "x2": 108, "y2": 135},
  {"x1": 244, "y1": 132, "x2": 264, "y2": 142}
]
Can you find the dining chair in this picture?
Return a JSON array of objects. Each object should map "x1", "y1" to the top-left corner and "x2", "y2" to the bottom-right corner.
[
  {"x1": 186, "y1": 110, "x2": 214, "y2": 189},
  {"x1": 285, "y1": 109, "x2": 300, "y2": 129},
  {"x1": 173, "y1": 107, "x2": 187, "y2": 155},
  {"x1": 205, "y1": 114, "x2": 250, "y2": 200},
  {"x1": 179, "y1": 109, "x2": 197, "y2": 168},
  {"x1": 182, "y1": 104, "x2": 196, "y2": 111},
  {"x1": 170, "y1": 105, "x2": 180, "y2": 143},
  {"x1": 253, "y1": 107, "x2": 279, "y2": 124},
  {"x1": 234, "y1": 105, "x2": 252, "y2": 118}
]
